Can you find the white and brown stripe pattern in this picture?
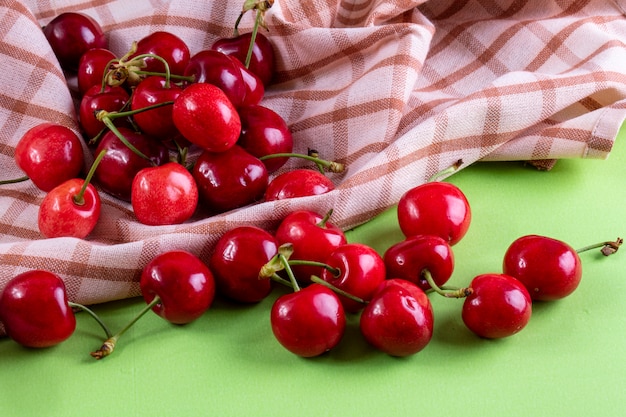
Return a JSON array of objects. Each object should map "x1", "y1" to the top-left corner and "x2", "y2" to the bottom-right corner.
[{"x1": 1, "y1": 0, "x2": 625, "y2": 325}]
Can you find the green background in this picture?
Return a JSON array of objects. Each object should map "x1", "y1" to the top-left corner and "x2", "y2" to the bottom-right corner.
[{"x1": 1, "y1": 126, "x2": 624, "y2": 417}]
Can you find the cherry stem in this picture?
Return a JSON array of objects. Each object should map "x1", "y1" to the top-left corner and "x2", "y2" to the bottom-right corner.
[
  {"x1": 68, "y1": 302, "x2": 113, "y2": 339},
  {"x1": 259, "y1": 152, "x2": 345, "y2": 174},
  {"x1": 90, "y1": 296, "x2": 160, "y2": 360},
  {"x1": 576, "y1": 237, "x2": 623, "y2": 257},
  {"x1": 73, "y1": 149, "x2": 106, "y2": 206},
  {"x1": 244, "y1": 10, "x2": 263, "y2": 69},
  {"x1": 0, "y1": 175, "x2": 30, "y2": 186},
  {"x1": 310, "y1": 275, "x2": 368, "y2": 305},
  {"x1": 98, "y1": 114, "x2": 154, "y2": 162},
  {"x1": 316, "y1": 208, "x2": 334, "y2": 228},
  {"x1": 287, "y1": 259, "x2": 341, "y2": 277},
  {"x1": 422, "y1": 269, "x2": 472, "y2": 298},
  {"x1": 429, "y1": 159, "x2": 463, "y2": 182}
]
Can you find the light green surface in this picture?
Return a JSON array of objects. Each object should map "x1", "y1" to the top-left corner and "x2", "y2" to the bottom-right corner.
[{"x1": 1, "y1": 128, "x2": 624, "y2": 417}]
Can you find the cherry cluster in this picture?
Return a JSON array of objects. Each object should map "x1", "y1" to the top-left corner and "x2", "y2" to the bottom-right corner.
[{"x1": 7, "y1": 1, "x2": 341, "y2": 238}]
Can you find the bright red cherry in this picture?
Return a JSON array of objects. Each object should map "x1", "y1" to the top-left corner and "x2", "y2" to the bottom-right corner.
[
  {"x1": 140, "y1": 250, "x2": 215, "y2": 324},
  {"x1": 0, "y1": 270, "x2": 76, "y2": 348},
  {"x1": 172, "y1": 82, "x2": 241, "y2": 152},
  {"x1": 77, "y1": 48, "x2": 117, "y2": 94},
  {"x1": 271, "y1": 283, "x2": 345, "y2": 357},
  {"x1": 38, "y1": 178, "x2": 101, "y2": 238},
  {"x1": 129, "y1": 31, "x2": 190, "y2": 76},
  {"x1": 503, "y1": 235, "x2": 582, "y2": 301},
  {"x1": 43, "y1": 12, "x2": 107, "y2": 71},
  {"x1": 192, "y1": 145, "x2": 268, "y2": 213},
  {"x1": 264, "y1": 169, "x2": 335, "y2": 201},
  {"x1": 130, "y1": 76, "x2": 182, "y2": 141},
  {"x1": 237, "y1": 104, "x2": 293, "y2": 173},
  {"x1": 360, "y1": 279, "x2": 434, "y2": 357},
  {"x1": 319, "y1": 243, "x2": 386, "y2": 313},
  {"x1": 383, "y1": 234, "x2": 454, "y2": 292},
  {"x1": 209, "y1": 226, "x2": 278, "y2": 303},
  {"x1": 131, "y1": 162, "x2": 198, "y2": 226},
  {"x1": 14, "y1": 123, "x2": 84, "y2": 192},
  {"x1": 212, "y1": 31, "x2": 275, "y2": 86},
  {"x1": 274, "y1": 210, "x2": 347, "y2": 283},
  {"x1": 397, "y1": 181, "x2": 471, "y2": 245},
  {"x1": 79, "y1": 84, "x2": 130, "y2": 138},
  {"x1": 462, "y1": 273, "x2": 532, "y2": 339}
]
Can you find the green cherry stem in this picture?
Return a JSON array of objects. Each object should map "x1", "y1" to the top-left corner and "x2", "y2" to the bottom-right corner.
[
  {"x1": 576, "y1": 237, "x2": 623, "y2": 257},
  {"x1": 68, "y1": 302, "x2": 113, "y2": 339},
  {"x1": 90, "y1": 296, "x2": 161, "y2": 360},
  {"x1": 96, "y1": 110, "x2": 162, "y2": 162},
  {"x1": 73, "y1": 149, "x2": 106, "y2": 206},
  {"x1": 259, "y1": 152, "x2": 345, "y2": 174},
  {"x1": 0, "y1": 175, "x2": 30, "y2": 186},
  {"x1": 310, "y1": 275, "x2": 368, "y2": 305},
  {"x1": 423, "y1": 269, "x2": 473, "y2": 298},
  {"x1": 428, "y1": 159, "x2": 463, "y2": 182}
]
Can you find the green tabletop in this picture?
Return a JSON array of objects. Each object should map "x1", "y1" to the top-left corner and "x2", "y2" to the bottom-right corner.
[{"x1": 1, "y1": 126, "x2": 624, "y2": 417}]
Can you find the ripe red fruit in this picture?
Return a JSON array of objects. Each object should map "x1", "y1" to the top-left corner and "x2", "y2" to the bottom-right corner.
[
  {"x1": 140, "y1": 250, "x2": 216, "y2": 324},
  {"x1": 0, "y1": 270, "x2": 76, "y2": 348},
  {"x1": 131, "y1": 162, "x2": 199, "y2": 226},
  {"x1": 172, "y1": 83, "x2": 241, "y2": 152},
  {"x1": 77, "y1": 47, "x2": 117, "y2": 94},
  {"x1": 14, "y1": 123, "x2": 84, "y2": 192},
  {"x1": 360, "y1": 279, "x2": 434, "y2": 357},
  {"x1": 129, "y1": 31, "x2": 190, "y2": 76},
  {"x1": 212, "y1": 31, "x2": 275, "y2": 86},
  {"x1": 270, "y1": 283, "x2": 346, "y2": 357},
  {"x1": 130, "y1": 76, "x2": 182, "y2": 141},
  {"x1": 79, "y1": 85, "x2": 130, "y2": 138},
  {"x1": 503, "y1": 235, "x2": 582, "y2": 301},
  {"x1": 397, "y1": 181, "x2": 471, "y2": 245},
  {"x1": 265, "y1": 169, "x2": 335, "y2": 201},
  {"x1": 462, "y1": 273, "x2": 532, "y2": 339}
]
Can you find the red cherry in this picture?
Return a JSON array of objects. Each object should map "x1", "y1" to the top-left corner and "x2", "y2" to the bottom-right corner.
[
  {"x1": 38, "y1": 178, "x2": 101, "y2": 238},
  {"x1": 503, "y1": 235, "x2": 582, "y2": 301},
  {"x1": 264, "y1": 169, "x2": 335, "y2": 201},
  {"x1": 228, "y1": 55, "x2": 265, "y2": 106},
  {"x1": 397, "y1": 181, "x2": 471, "y2": 245},
  {"x1": 43, "y1": 12, "x2": 107, "y2": 71},
  {"x1": 131, "y1": 162, "x2": 198, "y2": 226},
  {"x1": 360, "y1": 279, "x2": 434, "y2": 357},
  {"x1": 14, "y1": 123, "x2": 84, "y2": 192},
  {"x1": 183, "y1": 49, "x2": 247, "y2": 108},
  {"x1": 79, "y1": 84, "x2": 130, "y2": 138},
  {"x1": 274, "y1": 210, "x2": 347, "y2": 283},
  {"x1": 319, "y1": 243, "x2": 386, "y2": 313},
  {"x1": 172, "y1": 82, "x2": 241, "y2": 152},
  {"x1": 93, "y1": 127, "x2": 169, "y2": 202},
  {"x1": 462, "y1": 273, "x2": 532, "y2": 339},
  {"x1": 383, "y1": 234, "x2": 454, "y2": 292},
  {"x1": 209, "y1": 226, "x2": 278, "y2": 303},
  {"x1": 212, "y1": 31, "x2": 275, "y2": 86},
  {"x1": 0, "y1": 270, "x2": 76, "y2": 348},
  {"x1": 77, "y1": 48, "x2": 117, "y2": 94},
  {"x1": 140, "y1": 250, "x2": 215, "y2": 324},
  {"x1": 129, "y1": 31, "x2": 190, "y2": 76},
  {"x1": 130, "y1": 76, "x2": 182, "y2": 141},
  {"x1": 237, "y1": 104, "x2": 293, "y2": 173},
  {"x1": 192, "y1": 145, "x2": 268, "y2": 213},
  {"x1": 270, "y1": 283, "x2": 346, "y2": 357}
]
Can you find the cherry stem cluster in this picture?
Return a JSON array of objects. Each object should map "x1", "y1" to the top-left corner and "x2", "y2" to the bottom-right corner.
[
  {"x1": 422, "y1": 269, "x2": 473, "y2": 298},
  {"x1": 576, "y1": 238, "x2": 623, "y2": 257}
]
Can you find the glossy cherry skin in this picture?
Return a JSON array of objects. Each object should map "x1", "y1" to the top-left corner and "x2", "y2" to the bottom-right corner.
[
  {"x1": 172, "y1": 82, "x2": 241, "y2": 152},
  {"x1": 77, "y1": 48, "x2": 117, "y2": 94},
  {"x1": 0, "y1": 270, "x2": 76, "y2": 348},
  {"x1": 38, "y1": 178, "x2": 101, "y2": 238},
  {"x1": 320, "y1": 243, "x2": 386, "y2": 313},
  {"x1": 140, "y1": 250, "x2": 215, "y2": 324},
  {"x1": 79, "y1": 85, "x2": 130, "y2": 138},
  {"x1": 383, "y1": 234, "x2": 454, "y2": 292},
  {"x1": 237, "y1": 104, "x2": 293, "y2": 173},
  {"x1": 209, "y1": 226, "x2": 278, "y2": 303},
  {"x1": 271, "y1": 283, "x2": 346, "y2": 357},
  {"x1": 131, "y1": 162, "x2": 198, "y2": 226},
  {"x1": 503, "y1": 235, "x2": 582, "y2": 301},
  {"x1": 397, "y1": 182, "x2": 471, "y2": 246},
  {"x1": 228, "y1": 55, "x2": 265, "y2": 106},
  {"x1": 130, "y1": 76, "x2": 182, "y2": 141},
  {"x1": 265, "y1": 169, "x2": 335, "y2": 201},
  {"x1": 93, "y1": 127, "x2": 169, "y2": 201},
  {"x1": 212, "y1": 31, "x2": 275, "y2": 86},
  {"x1": 183, "y1": 49, "x2": 246, "y2": 108},
  {"x1": 462, "y1": 273, "x2": 532, "y2": 339},
  {"x1": 360, "y1": 279, "x2": 434, "y2": 357},
  {"x1": 129, "y1": 31, "x2": 190, "y2": 76},
  {"x1": 192, "y1": 145, "x2": 268, "y2": 213},
  {"x1": 43, "y1": 12, "x2": 107, "y2": 71},
  {"x1": 275, "y1": 210, "x2": 347, "y2": 283},
  {"x1": 14, "y1": 123, "x2": 84, "y2": 192}
]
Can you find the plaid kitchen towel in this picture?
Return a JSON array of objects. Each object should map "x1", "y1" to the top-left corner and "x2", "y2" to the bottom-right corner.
[{"x1": 1, "y1": 0, "x2": 625, "y2": 319}]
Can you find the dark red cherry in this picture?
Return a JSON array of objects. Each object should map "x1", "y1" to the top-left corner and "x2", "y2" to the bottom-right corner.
[
  {"x1": 0, "y1": 270, "x2": 76, "y2": 348},
  {"x1": 79, "y1": 84, "x2": 130, "y2": 138},
  {"x1": 265, "y1": 169, "x2": 335, "y2": 201},
  {"x1": 192, "y1": 145, "x2": 268, "y2": 213},
  {"x1": 237, "y1": 104, "x2": 293, "y2": 173},
  {"x1": 43, "y1": 12, "x2": 107, "y2": 71},
  {"x1": 212, "y1": 31, "x2": 275, "y2": 86},
  {"x1": 130, "y1": 76, "x2": 182, "y2": 141},
  {"x1": 77, "y1": 48, "x2": 117, "y2": 95},
  {"x1": 228, "y1": 55, "x2": 265, "y2": 106},
  {"x1": 129, "y1": 31, "x2": 190, "y2": 76}
]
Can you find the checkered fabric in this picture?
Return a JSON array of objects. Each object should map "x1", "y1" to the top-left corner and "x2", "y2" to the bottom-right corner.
[{"x1": 1, "y1": 0, "x2": 625, "y2": 326}]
